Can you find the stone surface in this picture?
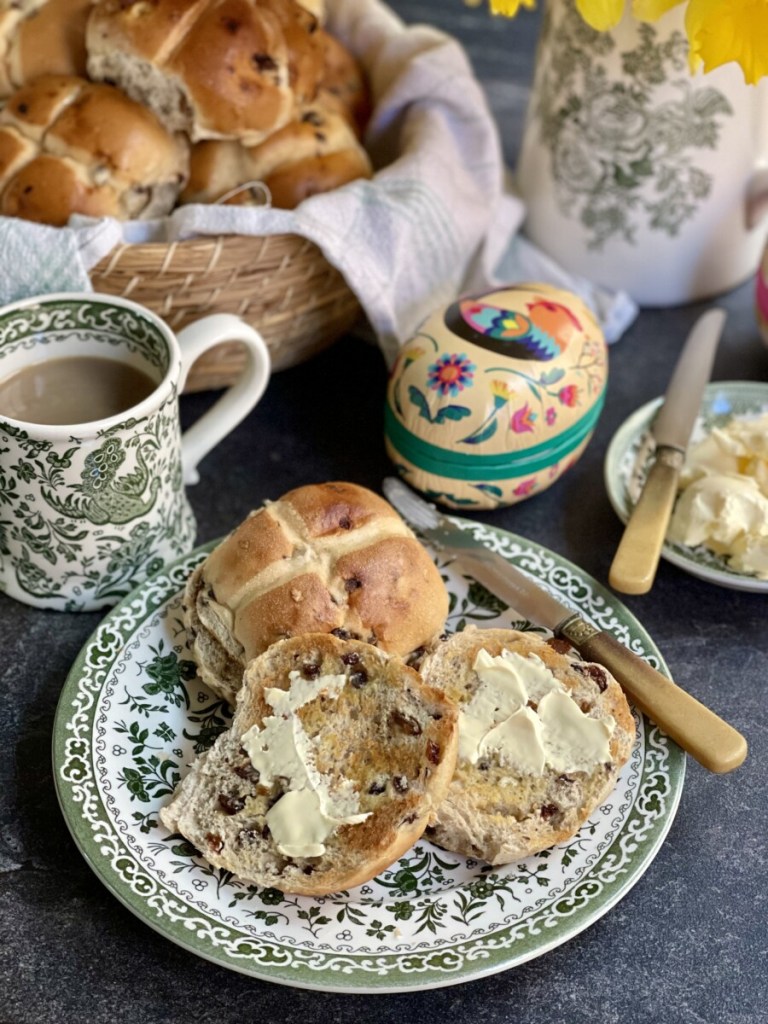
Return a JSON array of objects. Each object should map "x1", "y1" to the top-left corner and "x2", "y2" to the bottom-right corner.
[{"x1": 1, "y1": 2, "x2": 767, "y2": 1022}]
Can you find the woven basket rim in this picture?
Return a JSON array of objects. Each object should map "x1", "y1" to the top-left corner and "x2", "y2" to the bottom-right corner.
[
  {"x1": 96, "y1": 231, "x2": 308, "y2": 255},
  {"x1": 89, "y1": 228, "x2": 362, "y2": 384}
]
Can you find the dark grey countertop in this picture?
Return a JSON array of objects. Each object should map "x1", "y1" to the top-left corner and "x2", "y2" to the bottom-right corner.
[{"x1": 2, "y1": 3, "x2": 767, "y2": 1023}]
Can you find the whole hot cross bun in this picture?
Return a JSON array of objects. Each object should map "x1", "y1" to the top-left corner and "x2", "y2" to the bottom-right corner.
[{"x1": 184, "y1": 481, "x2": 450, "y2": 705}]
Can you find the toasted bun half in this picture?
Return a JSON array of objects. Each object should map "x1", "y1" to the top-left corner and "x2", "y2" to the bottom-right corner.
[
  {"x1": 420, "y1": 627, "x2": 636, "y2": 865},
  {"x1": 160, "y1": 633, "x2": 459, "y2": 896}
]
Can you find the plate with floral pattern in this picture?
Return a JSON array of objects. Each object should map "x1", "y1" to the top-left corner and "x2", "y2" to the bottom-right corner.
[
  {"x1": 53, "y1": 521, "x2": 685, "y2": 992},
  {"x1": 604, "y1": 381, "x2": 768, "y2": 593}
]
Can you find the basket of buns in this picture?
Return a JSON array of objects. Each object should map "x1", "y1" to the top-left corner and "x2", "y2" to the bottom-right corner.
[{"x1": 0, "y1": 0, "x2": 374, "y2": 388}]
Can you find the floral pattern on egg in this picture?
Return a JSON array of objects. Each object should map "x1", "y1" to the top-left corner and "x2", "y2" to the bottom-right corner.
[{"x1": 385, "y1": 283, "x2": 608, "y2": 510}]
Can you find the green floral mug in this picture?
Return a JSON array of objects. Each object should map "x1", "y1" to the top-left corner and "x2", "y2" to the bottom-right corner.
[{"x1": 0, "y1": 293, "x2": 271, "y2": 611}]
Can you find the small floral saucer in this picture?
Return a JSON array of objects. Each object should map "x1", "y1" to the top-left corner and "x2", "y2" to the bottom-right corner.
[{"x1": 604, "y1": 380, "x2": 768, "y2": 593}]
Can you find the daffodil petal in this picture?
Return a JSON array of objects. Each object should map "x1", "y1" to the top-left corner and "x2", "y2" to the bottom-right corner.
[
  {"x1": 488, "y1": 0, "x2": 537, "y2": 15},
  {"x1": 685, "y1": 0, "x2": 768, "y2": 85},
  {"x1": 575, "y1": 0, "x2": 626, "y2": 30},
  {"x1": 631, "y1": 0, "x2": 685, "y2": 21}
]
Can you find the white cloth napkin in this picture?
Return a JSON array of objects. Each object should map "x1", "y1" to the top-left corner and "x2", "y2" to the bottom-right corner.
[{"x1": 0, "y1": 0, "x2": 637, "y2": 364}]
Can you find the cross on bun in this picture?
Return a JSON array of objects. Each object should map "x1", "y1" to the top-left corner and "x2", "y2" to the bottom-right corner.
[
  {"x1": 160, "y1": 633, "x2": 459, "y2": 896},
  {"x1": 180, "y1": 104, "x2": 372, "y2": 208},
  {"x1": 0, "y1": 74, "x2": 189, "y2": 224},
  {"x1": 86, "y1": 0, "x2": 326, "y2": 145},
  {"x1": 0, "y1": 0, "x2": 94, "y2": 100},
  {"x1": 420, "y1": 627, "x2": 636, "y2": 865},
  {"x1": 184, "y1": 482, "x2": 450, "y2": 705}
]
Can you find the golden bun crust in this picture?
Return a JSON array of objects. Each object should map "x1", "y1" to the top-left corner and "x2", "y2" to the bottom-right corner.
[
  {"x1": 86, "y1": 0, "x2": 325, "y2": 144},
  {"x1": 180, "y1": 104, "x2": 371, "y2": 208},
  {"x1": 314, "y1": 28, "x2": 371, "y2": 136},
  {"x1": 0, "y1": 74, "x2": 189, "y2": 224},
  {"x1": 160, "y1": 634, "x2": 459, "y2": 896},
  {"x1": 421, "y1": 627, "x2": 636, "y2": 865},
  {"x1": 184, "y1": 482, "x2": 449, "y2": 704},
  {"x1": 0, "y1": 0, "x2": 94, "y2": 100}
]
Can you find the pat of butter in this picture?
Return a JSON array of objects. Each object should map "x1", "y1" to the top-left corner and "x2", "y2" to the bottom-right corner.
[
  {"x1": 669, "y1": 473, "x2": 768, "y2": 549},
  {"x1": 241, "y1": 671, "x2": 370, "y2": 858},
  {"x1": 481, "y1": 706, "x2": 546, "y2": 775},
  {"x1": 266, "y1": 789, "x2": 369, "y2": 860},
  {"x1": 458, "y1": 650, "x2": 528, "y2": 763},
  {"x1": 460, "y1": 648, "x2": 614, "y2": 775},
  {"x1": 537, "y1": 690, "x2": 613, "y2": 772},
  {"x1": 668, "y1": 411, "x2": 768, "y2": 580}
]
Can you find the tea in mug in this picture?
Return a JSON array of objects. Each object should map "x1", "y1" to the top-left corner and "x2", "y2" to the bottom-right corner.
[{"x1": 0, "y1": 356, "x2": 158, "y2": 425}]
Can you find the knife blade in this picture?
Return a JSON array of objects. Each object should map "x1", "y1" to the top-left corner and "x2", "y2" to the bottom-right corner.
[
  {"x1": 609, "y1": 308, "x2": 726, "y2": 595},
  {"x1": 383, "y1": 476, "x2": 747, "y2": 775}
]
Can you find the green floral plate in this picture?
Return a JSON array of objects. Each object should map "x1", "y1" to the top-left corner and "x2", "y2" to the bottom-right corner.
[
  {"x1": 604, "y1": 381, "x2": 768, "y2": 593},
  {"x1": 53, "y1": 521, "x2": 685, "y2": 992}
]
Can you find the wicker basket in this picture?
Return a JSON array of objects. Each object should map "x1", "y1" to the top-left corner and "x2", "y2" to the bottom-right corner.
[{"x1": 90, "y1": 232, "x2": 362, "y2": 392}]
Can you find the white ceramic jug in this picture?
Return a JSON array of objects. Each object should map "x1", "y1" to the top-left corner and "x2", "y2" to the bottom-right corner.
[{"x1": 515, "y1": 0, "x2": 768, "y2": 306}]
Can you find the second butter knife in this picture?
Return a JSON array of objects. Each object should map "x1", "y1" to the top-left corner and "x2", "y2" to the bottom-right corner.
[
  {"x1": 609, "y1": 308, "x2": 726, "y2": 595},
  {"x1": 383, "y1": 476, "x2": 747, "y2": 774}
]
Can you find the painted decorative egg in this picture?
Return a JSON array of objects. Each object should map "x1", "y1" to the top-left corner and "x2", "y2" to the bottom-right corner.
[{"x1": 384, "y1": 282, "x2": 608, "y2": 510}]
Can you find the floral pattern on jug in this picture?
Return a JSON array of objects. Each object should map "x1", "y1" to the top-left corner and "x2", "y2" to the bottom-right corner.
[
  {"x1": 532, "y1": 6, "x2": 733, "y2": 250},
  {"x1": 515, "y1": 0, "x2": 768, "y2": 305}
]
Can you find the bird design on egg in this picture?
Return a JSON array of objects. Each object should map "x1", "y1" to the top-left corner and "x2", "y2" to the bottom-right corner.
[{"x1": 444, "y1": 293, "x2": 583, "y2": 361}]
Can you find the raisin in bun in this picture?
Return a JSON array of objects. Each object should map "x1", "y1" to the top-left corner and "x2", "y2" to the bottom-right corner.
[
  {"x1": 160, "y1": 634, "x2": 459, "y2": 896},
  {"x1": 420, "y1": 627, "x2": 636, "y2": 865},
  {"x1": 180, "y1": 104, "x2": 372, "y2": 208},
  {"x1": 184, "y1": 481, "x2": 449, "y2": 705},
  {"x1": 0, "y1": 0, "x2": 94, "y2": 100},
  {"x1": 0, "y1": 74, "x2": 189, "y2": 224},
  {"x1": 86, "y1": 0, "x2": 325, "y2": 145}
]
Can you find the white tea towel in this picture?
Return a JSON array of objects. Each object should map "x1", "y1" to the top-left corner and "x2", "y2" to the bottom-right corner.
[{"x1": 0, "y1": 0, "x2": 637, "y2": 363}]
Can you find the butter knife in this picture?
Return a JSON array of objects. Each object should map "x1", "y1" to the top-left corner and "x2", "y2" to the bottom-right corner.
[
  {"x1": 383, "y1": 476, "x2": 747, "y2": 774},
  {"x1": 609, "y1": 308, "x2": 726, "y2": 595}
]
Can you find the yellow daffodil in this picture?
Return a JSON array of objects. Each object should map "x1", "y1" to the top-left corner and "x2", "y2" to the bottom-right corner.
[
  {"x1": 685, "y1": 0, "x2": 768, "y2": 85},
  {"x1": 471, "y1": 0, "x2": 768, "y2": 82},
  {"x1": 632, "y1": 0, "x2": 685, "y2": 19},
  {"x1": 487, "y1": 0, "x2": 536, "y2": 14},
  {"x1": 574, "y1": 0, "x2": 624, "y2": 30}
]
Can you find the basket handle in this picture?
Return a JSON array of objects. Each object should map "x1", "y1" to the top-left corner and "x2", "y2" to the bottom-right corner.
[{"x1": 175, "y1": 314, "x2": 271, "y2": 485}]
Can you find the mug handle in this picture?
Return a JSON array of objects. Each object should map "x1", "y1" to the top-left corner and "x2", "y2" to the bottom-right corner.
[{"x1": 175, "y1": 313, "x2": 271, "y2": 485}]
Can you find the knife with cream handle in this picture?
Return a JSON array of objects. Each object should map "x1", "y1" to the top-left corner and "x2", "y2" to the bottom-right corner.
[
  {"x1": 383, "y1": 476, "x2": 747, "y2": 774},
  {"x1": 609, "y1": 308, "x2": 726, "y2": 595}
]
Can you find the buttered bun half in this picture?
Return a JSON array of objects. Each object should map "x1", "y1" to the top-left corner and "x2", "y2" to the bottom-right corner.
[
  {"x1": 420, "y1": 627, "x2": 636, "y2": 865},
  {"x1": 160, "y1": 633, "x2": 459, "y2": 896},
  {"x1": 184, "y1": 482, "x2": 450, "y2": 705}
]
